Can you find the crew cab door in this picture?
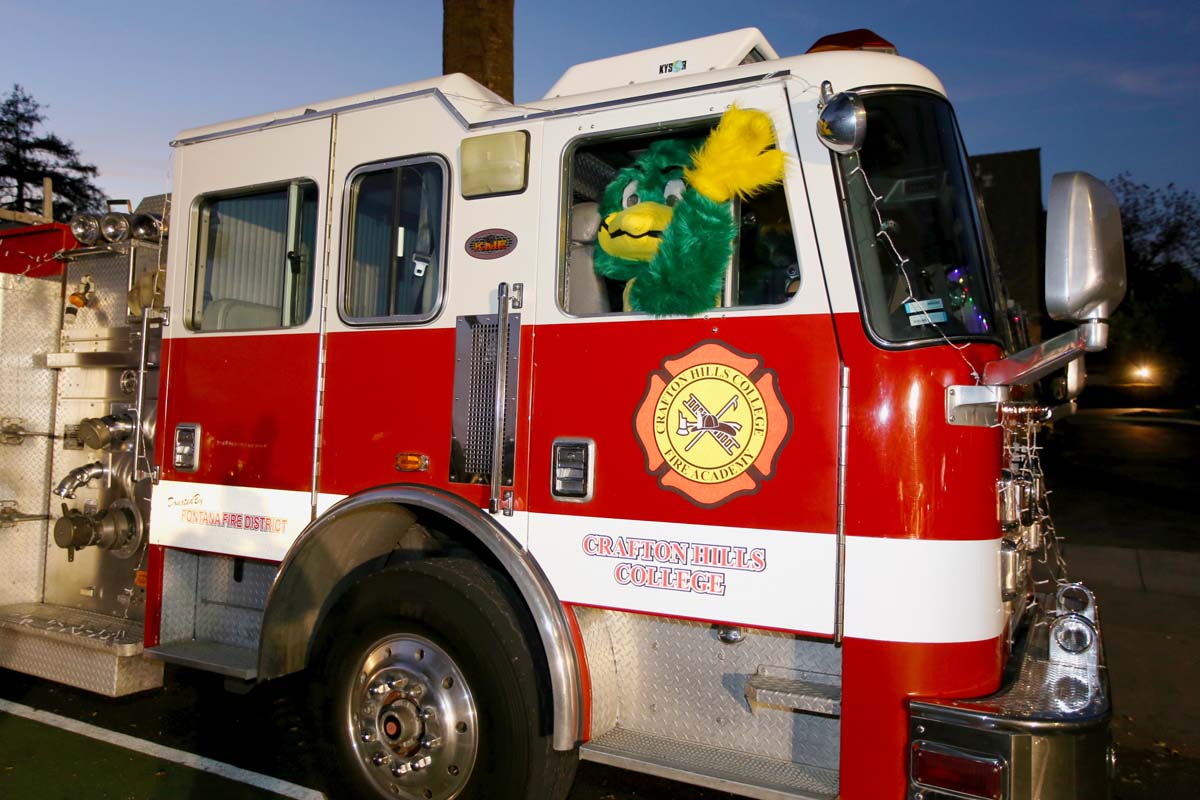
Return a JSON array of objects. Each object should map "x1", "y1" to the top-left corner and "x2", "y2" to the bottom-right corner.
[
  {"x1": 525, "y1": 82, "x2": 843, "y2": 635},
  {"x1": 315, "y1": 98, "x2": 538, "y2": 526},
  {"x1": 155, "y1": 118, "x2": 331, "y2": 560}
]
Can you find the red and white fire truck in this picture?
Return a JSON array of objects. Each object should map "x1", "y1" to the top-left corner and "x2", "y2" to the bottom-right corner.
[{"x1": 0, "y1": 28, "x2": 1123, "y2": 800}]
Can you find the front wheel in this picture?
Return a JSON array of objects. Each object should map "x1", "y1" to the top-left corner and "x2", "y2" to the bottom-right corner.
[{"x1": 316, "y1": 556, "x2": 576, "y2": 800}]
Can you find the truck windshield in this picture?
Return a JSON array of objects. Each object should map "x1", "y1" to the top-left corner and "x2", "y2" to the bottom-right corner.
[{"x1": 838, "y1": 90, "x2": 1002, "y2": 346}]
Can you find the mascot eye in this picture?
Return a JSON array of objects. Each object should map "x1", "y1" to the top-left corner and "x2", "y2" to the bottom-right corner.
[
  {"x1": 622, "y1": 181, "x2": 640, "y2": 209},
  {"x1": 663, "y1": 178, "x2": 686, "y2": 208}
]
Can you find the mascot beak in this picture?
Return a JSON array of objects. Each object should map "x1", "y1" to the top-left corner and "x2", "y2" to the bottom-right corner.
[{"x1": 597, "y1": 202, "x2": 674, "y2": 262}]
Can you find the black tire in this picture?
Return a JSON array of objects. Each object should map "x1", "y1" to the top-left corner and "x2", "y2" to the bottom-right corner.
[{"x1": 313, "y1": 555, "x2": 577, "y2": 800}]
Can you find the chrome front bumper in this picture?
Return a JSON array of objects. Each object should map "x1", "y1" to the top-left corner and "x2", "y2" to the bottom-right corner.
[{"x1": 908, "y1": 587, "x2": 1114, "y2": 800}]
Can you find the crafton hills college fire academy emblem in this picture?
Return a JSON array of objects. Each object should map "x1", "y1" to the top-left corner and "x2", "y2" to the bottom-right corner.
[{"x1": 634, "y1": 341, "x2": 792, "y2": 508}]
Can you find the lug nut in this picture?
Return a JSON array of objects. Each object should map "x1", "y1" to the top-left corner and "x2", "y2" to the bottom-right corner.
[
  {"x1": 392, "y1": 763, "x2": 412, "y2": 777},
  {"x1": 411, "y1": 755, "x2": 432, "y2": 771},
  {"x1": 361, "y1": 730, "x2": 376, "y2": 742},
  {"x1": 410, "y1": 684, "x2": 425, "y2": 699},
  {"x1": 370, "y1": 681, "x2": 389, "y2": 696},
  {"x1": 421, "y1": 736, "x2": 442, "y2": 750},
  {"x1": 419, "y1": 707, "x2": 434, "y2": 720},
  {"x1": 372, "y1": 752, "x2": 392, "y2": 766}
]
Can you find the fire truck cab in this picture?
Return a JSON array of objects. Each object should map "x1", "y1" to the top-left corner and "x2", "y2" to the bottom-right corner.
[{"x1": 0, "y1": 28, "x2": 1122, "y2": 800}]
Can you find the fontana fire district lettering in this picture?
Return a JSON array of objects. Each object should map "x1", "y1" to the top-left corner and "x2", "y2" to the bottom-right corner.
[{"x1": 180, "y1": 508, "x2": 289, "y2": 534}]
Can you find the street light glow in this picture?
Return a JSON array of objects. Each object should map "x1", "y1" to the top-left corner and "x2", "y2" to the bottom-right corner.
[{"x1": 1134, "y1": 365, "x2": 1152, "y2": 381}]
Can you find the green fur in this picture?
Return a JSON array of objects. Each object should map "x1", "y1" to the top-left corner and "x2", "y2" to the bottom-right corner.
[
  {"x1": 628, "y1": 190, "x2": 734, "y2": 316},
  {"x1": 593, "y1": 138, "x2": 736, "y2": 316}
]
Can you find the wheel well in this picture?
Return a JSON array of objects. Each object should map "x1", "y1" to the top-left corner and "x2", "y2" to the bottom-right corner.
[{"x1": 258, "y1": 486, "x2": 581, "y2": 751}]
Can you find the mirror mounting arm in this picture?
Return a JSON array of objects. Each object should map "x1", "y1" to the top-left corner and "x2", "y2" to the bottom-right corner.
[{"x1": 982, "y1": 320, "x2": 1106, "y2": 387}]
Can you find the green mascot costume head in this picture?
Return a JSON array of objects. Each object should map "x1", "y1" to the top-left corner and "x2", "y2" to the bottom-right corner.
[{"x1": 593, "y1": 106, "x2": 786, "y2": 316}]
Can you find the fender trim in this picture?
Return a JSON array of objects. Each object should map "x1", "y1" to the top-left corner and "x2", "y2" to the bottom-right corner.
[{"x1": 258, "y1": 485, "x2": 581, "y2": 751}]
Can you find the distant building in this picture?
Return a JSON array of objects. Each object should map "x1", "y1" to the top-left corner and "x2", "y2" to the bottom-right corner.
[{"x1": 968, "y1": 148, "x2": 1045, "y2": 343}]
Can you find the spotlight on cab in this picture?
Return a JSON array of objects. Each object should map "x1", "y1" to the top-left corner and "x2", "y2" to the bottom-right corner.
[
  {"x1": 100, "y1": 213, "x2": 134, "y2": 243},
  {"x1": 131, "y1": 213, "x2": 163, "y2": 240},
  {"x1": 69, "y1": 214, "x2": 102, "y2": 246}
]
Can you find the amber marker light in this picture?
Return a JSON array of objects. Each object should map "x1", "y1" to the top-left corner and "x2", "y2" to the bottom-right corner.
[
  {"x1": 395, "y1": 453, "x2": 430, "y2": 472},
  {"x1": 67, "y1": 292, "x2": 89, "y2": 309}
]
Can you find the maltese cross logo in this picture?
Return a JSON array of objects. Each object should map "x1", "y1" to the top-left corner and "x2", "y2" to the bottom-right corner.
[{"x1": 634, "y1": 341, "x2": 792, "y2": 508}]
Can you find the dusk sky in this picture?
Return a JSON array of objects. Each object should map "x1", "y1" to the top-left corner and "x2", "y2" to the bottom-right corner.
[{"x1": 2, "y1": 0, "x2": 1197, "y2": 205}]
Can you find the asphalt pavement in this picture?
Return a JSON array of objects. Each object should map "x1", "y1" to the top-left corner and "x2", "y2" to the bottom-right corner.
[
  {"x1": 1045, "y1": 409, "x2": 1200, "y2": 798},
  {"x1": 1, "y1": 407, "x2": 1196, "y2": 799}
]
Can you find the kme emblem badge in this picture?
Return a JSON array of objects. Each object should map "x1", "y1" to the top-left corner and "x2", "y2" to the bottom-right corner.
[{"x1": 634, "y1": 341, "x2": 791, "y2": 507}]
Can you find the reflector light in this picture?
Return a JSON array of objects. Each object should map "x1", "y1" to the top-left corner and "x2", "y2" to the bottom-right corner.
[
  {"x1": 394, "y1": 453, "x2": 430, "y2": 472},
  {"x1": 807, "y1": 28, "x2": 897, "y2": 55},
  {"x1": 912, "y1": 742, "x2": 1004, "y2": 800}
]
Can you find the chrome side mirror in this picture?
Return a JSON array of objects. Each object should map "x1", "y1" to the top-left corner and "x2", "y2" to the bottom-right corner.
[
  {"x1": 1045, "y1": 172, "x2": 1126, "y2": 329},
  {"x1": 816, "y1": 81, "x2": 866, "y2": 154}
]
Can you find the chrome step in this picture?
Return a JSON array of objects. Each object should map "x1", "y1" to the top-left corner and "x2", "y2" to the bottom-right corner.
[
  {"x1": 580, "y1": 728, "x2": 838, "y2": 800},
  {"x1": 744, "y1": 667, "x2": 841, "y2": 717},
  {"x1": 145, "y1": 639, "x2": 257, "y2": 680},
  {"x1": 0, "y1": 602, "x2": 163, "y2": 696}
]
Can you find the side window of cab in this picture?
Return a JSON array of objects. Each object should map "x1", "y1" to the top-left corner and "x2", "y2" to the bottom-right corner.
[
  {"x1": 560, "y1": 117, "x2": 799, "y2": 317},
  {"x1": 188, "y1": 179, "x2": 319, "y2": 331},
  {"x1": 341, "y1": 157, "x2": 447, "y2": 324}
]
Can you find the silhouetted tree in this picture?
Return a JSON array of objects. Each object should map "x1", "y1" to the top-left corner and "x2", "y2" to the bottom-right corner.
[
  {"x1": 1108, "y1": 173, "x2": 1200, "y2": 396},
  {"x1": 0, "y1": 85, "x2": 104, "y2": 222}
]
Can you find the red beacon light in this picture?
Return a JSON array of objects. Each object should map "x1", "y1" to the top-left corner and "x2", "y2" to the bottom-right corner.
[{"x1": 807, "y1": 28, "x2": 897, "y2": 55}]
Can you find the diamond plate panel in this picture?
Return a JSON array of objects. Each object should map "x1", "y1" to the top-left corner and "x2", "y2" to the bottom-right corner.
[
  {"x1": 197, "y1": 555, "x2": 276, "y2": 610},
  {"x1": 0, "y1": 602, "x2": 162, "y2": 696},
  {"x1": 160, "y1": 548, "x2": 198, "y2": 643},
  {"x1": 193, "y1": 555, "x2": 274, "y2": 649},
  {"x1": 600, "y1": 610, "x2": 841, "y2": 771},
  {"x1": 60, "y1": 252, "x2": 133, "y2": 332},
  {"x1": 574, "y1": 606, "x2": 620, "y2": 737},
  {"x1": 746, "y1": 671, "x2": 841, "y2": 716},
  {"x1": 0, "y1": 274, "x2": 61, "y2": 606},
  {"x1": 583, "y1": 727, "x2": 839, "y2": 800},
  {"x1": 0, "y1": 602, "x2": 142, "y2": 655},
  {"x1": 195, "y1": 603, "x2": 263, "y2": 650}
]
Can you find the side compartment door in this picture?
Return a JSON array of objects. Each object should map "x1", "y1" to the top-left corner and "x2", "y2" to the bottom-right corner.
[
  {"x1": 526, "y1": 83, "x2": 842, "y2": 635},
  {"x1": 154, "y1": 118, "x2": 331, "y2": 561}
]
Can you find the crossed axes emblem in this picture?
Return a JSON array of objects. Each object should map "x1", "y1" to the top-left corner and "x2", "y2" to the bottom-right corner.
[{"x1": 677, "y1": 393, "x2": 743, "y2": 455}]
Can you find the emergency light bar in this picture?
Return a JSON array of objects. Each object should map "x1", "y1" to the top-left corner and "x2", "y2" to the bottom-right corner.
[{"x1": 807, "y1": 29, "x2": 897, "y2": 55}]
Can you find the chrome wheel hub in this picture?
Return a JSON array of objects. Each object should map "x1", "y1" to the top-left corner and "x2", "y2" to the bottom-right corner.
[{"x1": 347, "y1": 634, "x2": 477, "y2": 799}]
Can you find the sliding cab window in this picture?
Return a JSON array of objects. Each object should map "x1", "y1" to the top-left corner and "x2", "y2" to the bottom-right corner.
[
  {"x1": 560, "y1": 124, "x2": 799, "y2": 316},
  {"x1": 189, "y1": 180, "x2": 319, "y2": 331},
  {"x1": 343, "y1": 159, "x2": 446, "y2": 323}
]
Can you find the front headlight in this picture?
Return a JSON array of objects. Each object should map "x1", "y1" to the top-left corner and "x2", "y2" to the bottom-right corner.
[{"x1": 1051, "y1": 613, "x2": 1096, "y2": 654}]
